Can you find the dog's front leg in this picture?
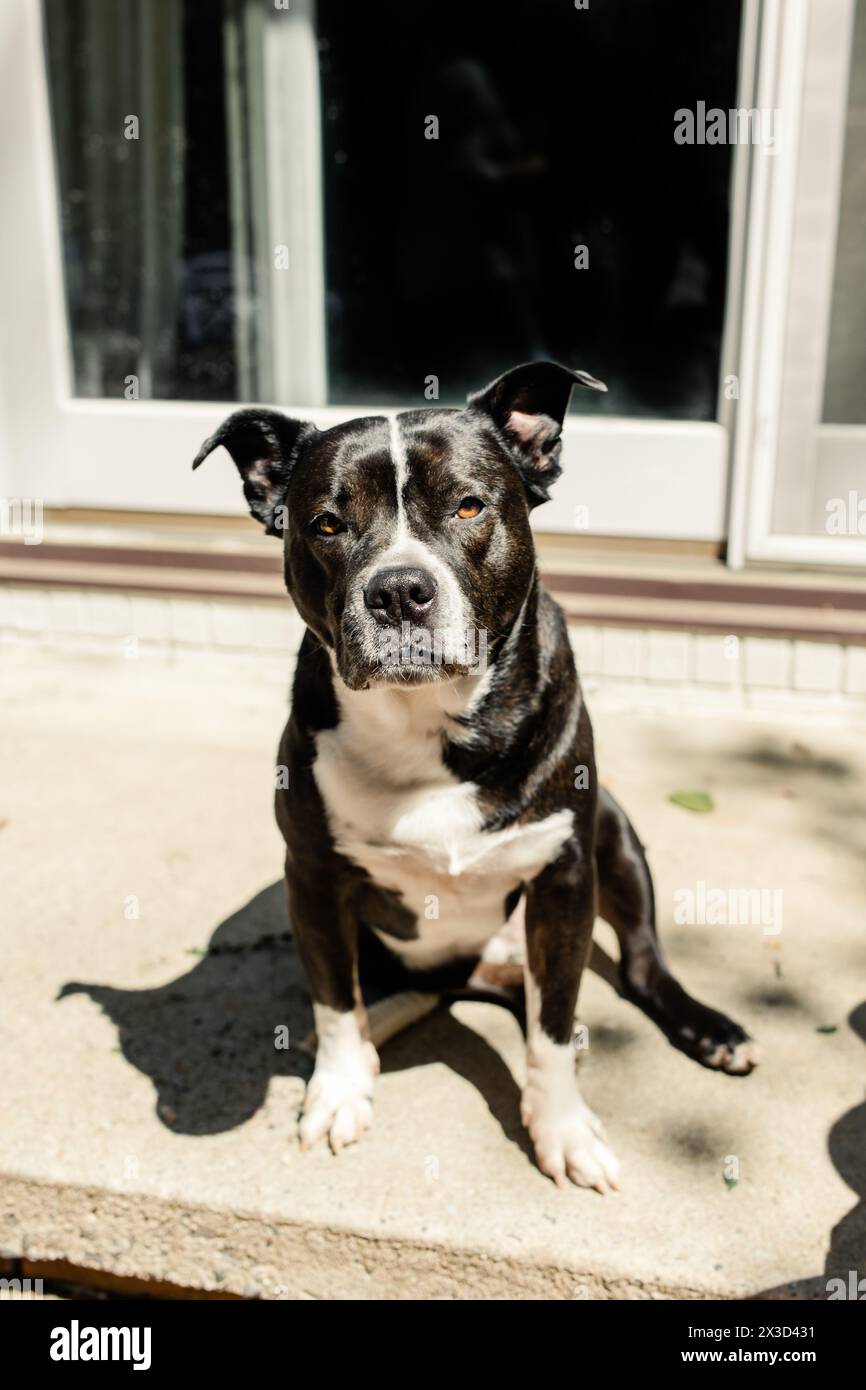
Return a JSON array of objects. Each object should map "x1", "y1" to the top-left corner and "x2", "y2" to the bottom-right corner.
[
  {"x1": 289, "y1": 871, "x2": 379, "y2": 1154},
  {"x1": 521, "y1": 845, "x2": 620, "y2": 1193}
]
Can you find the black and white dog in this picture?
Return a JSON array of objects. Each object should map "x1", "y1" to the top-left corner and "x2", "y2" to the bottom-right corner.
[{"x1": 194, "y1": 361, "x2": 757, "y2": 1192}]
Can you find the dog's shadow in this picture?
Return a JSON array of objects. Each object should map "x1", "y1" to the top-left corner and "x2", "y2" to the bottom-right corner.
[
  {"x1": 59, "y1": 880, "x2": 534, "y2": 1159},
  {"x1": 824, "y1": 1002, "x2": 866, "y2": 1284},
  {"x1": 745, "y1": 999, "x2": 866, "y2": 1300},
  {"x1": 60, "y1": 883, "x2": 311, "y2": 1135}
]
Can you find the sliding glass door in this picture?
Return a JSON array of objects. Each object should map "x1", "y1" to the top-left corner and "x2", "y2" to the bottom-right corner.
[
  {"x1": 730, "y1": 0, "x2": 866, "y2": 567},
  {"x1": 4, "y1": 0, "x2": 748, "y2": 541}
]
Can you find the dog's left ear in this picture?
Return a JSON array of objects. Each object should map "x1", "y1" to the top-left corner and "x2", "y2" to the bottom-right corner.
[
  {"x1": 192, "y1": 408, "x2": 316, "y2": 535},
  {"x1": 467, "y1": 360, "x2": 606, "y2": 505}
]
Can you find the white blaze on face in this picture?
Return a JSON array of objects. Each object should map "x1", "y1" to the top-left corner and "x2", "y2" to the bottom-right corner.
[
  {"x1": 353, "y1": 415, "x2": 474, "y2": 668},
  {"x1": 390, "y1": 415, "x2": 410, "y2": 536}
]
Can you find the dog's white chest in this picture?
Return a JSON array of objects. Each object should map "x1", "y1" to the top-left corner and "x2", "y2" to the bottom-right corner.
[{"x1": 312, "y1": 683, "x2": 573, "y2": 967}]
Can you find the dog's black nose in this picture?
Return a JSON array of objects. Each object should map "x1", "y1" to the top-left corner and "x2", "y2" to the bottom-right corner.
[{"x1": 364, "y1": 567, "x2": 438, "y2": 624}]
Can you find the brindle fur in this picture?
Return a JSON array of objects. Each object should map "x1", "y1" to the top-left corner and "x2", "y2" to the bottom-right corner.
[{"x1": 195, "y1": 362, "x2": 754, "y2": 1072}]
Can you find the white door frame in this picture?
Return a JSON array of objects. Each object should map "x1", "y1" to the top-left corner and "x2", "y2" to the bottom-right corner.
[
  {"x1": 727, "y1": 0, "x2": 866, "y2": 568},
  {"x1": 1, "y1": 0, "x2": 743, "y2": 545}
]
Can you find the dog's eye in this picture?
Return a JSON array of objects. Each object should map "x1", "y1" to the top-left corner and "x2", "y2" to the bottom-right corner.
[
  {"x1": 312, "y1": 512, "x2": 344, "y2": 537},
  {"x1": 455, "y1": 497, "x2": 485, "y2": 520}
]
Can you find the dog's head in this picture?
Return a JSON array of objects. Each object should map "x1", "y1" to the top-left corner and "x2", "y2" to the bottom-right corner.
[{"x1": 193, "y1": 361, "x2": 605, "y2": 690}]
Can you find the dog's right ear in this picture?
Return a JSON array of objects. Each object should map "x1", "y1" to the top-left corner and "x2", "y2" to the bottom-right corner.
[
  {"x1": 192, "y1": 408, "x2": 316, "y2": 536},
  {"x1": 467, "y1": 360, "x2": 606, "y2": 506}
]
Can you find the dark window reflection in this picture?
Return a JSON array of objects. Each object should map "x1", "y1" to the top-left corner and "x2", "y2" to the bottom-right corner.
[
  {"x1": 45, "y1": 0, "x2": 742, "y2": 417},
  {"x1": 319, "y1": 0, "x2": 742, "y2": 419}
]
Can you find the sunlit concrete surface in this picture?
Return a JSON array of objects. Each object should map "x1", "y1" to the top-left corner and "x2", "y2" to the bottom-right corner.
[{"x1": 1, "y1": 643, "x2": 864, "y2": 1299}]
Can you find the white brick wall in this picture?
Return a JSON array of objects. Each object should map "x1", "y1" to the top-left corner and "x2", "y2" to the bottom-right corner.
[
  {"x1": 694, "y1": 634, "x2": 739, "y2": 686},
  {"x1": 845, "y1": 646, "x2": 866, "y2": 695},
  {"x1": 128, "y1": 595, "x2": 172, "y2": 643},
  {"x1": 570, "y1": 625, "x2": 602, "y2": 676},
  {"x1": 646, "y1": 630, "x2": 691, "y2": 683},
  {"x1": 1, "y1": 585, "x2": 864, "y2": 716},
  {"x1": 569, "y1": 623, "x2": 865, "y2": 716},
  {"x1": 792, "y1": 641, "x2": 844, "y2": 693},
  {"x1": 0, "y1": 586, "x2": 306, "y2": 660},
  {"x1": 743, "y1": 637, "x2": 791, "y2": 689},
  {"x1": 600, "y1": 628, "x2": 646, "y2": 680}
]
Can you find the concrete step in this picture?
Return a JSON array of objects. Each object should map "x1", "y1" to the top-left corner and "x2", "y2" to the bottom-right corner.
[
  {"x1": 1, "y1": 647, "x2": 864, "y2": 1298},
  {"x1": 4, "y1": 519, "x2": 866, "y2": 644}
]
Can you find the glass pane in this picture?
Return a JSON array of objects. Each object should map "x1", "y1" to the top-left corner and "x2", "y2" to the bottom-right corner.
[
  {"x1": 44, "y1": 0, "x2": 742, "y2": 418},
  {"x1": 318, "y1": 0, "x2": 742, "y2": 418},
  {"x1": 44, "y1": 0, "x2": 248, "y2": 401},
  {"x1": 823, "y1": 0, "x2": 866, "y2": 425},
  {"x1": 770, "y1": 0, "x2": 866, "y2": 538}
]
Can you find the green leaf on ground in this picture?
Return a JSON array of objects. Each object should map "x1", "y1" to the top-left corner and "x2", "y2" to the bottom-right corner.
[
  {"x1": 187, "y1": 946, "x2": 206, "y2": 957},
  {"x1": 723, "y1": 1175, "x2": 738, "y2": 1191},
  {"x1": 670, "y1": 789, "x2": 715, "y2": 813},
  {"x1": 816, "y1": 1024, "x2": 838, "y2": 1034}
]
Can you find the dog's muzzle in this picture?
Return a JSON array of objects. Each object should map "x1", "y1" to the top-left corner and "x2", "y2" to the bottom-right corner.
[{"x1": 339, "y1": 562, "x2": 482, "y2": 690}]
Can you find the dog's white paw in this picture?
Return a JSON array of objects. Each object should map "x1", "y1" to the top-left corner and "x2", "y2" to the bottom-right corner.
[
  {"x1": 522, "y1": 1088, "x2": 621, "y2": 1193},
  {"x1": 702, "y1": 1036, "x2": 761, "y2": 1075},
  {"x1": 300, "y1": 1071, "x2": 372, "y2": 1153},
  {"x1": 521, "y1": 1062, "x2": 620, "y2": 1193},
  {"x1": 299, "y1": 1035, "x2": 379, "y2": 1154}
]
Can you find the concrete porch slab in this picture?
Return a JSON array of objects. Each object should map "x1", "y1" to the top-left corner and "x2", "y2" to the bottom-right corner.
[{"x1": 1, "y1": 645, "x2": 864, "y2": 1299}]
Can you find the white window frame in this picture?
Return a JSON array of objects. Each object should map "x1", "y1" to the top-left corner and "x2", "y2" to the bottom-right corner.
[
  {"x1": 2, "y1": 0, "x2": 753, "y2": 545},
  {"x1": 727, "y1": 0, "x2": 866, "y2": 568}
]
